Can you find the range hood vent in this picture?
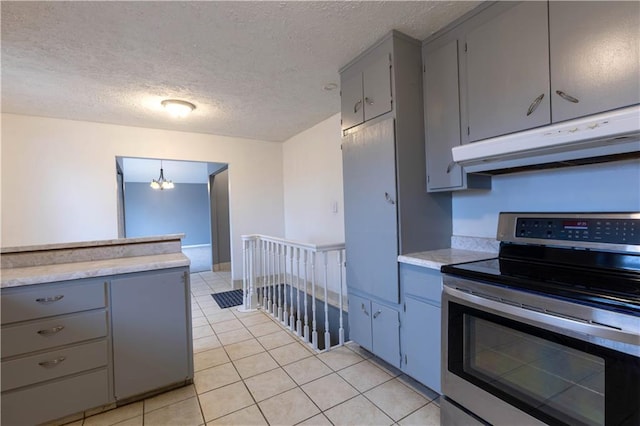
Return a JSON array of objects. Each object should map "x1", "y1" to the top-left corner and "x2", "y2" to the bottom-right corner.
[{"x1": 452, "y1": 106, "x2": 640, "y2": 174}]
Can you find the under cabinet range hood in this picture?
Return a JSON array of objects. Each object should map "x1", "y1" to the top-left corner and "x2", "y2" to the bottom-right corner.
[{"x1": 452, "y1": 105, "x2": 640, "y2": 174}]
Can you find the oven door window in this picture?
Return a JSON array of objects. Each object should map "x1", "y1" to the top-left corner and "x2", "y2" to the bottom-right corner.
[{"x1": 448, "y1": 302, "x2": 640, "y2": 426}]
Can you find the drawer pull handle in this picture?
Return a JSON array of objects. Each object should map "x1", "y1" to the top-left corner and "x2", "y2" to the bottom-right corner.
[
  {"x1": 384, "y1": 192, "x2": 395, "y2": 205},
  {"x1": 556, "y1": 90, "x2": 579, "y2": 103},
  {"x1": 35, "y1": 295, "x2": 64, "y2": 304},
  {"x1": 373, "y1": 310, "x2": 382, "y2": 319},
  {"x1": 354, "y1": 99, "x2": 362, "y2": 114},
  {"x1": 37, "y1": 325, "x2": 65, "y2": 336},
  {"x1": 38, "y1": 356, "x2": 66, "y2": 368},
  {"x1": 365, "y1": 96, "x2": 374, "y2": 105},
  {"x1": 361, "y1": 303, "x2": 369, "y2": 316},
  {"x1": 526, "y1": 93, "x2": 545, "y2": 116}
]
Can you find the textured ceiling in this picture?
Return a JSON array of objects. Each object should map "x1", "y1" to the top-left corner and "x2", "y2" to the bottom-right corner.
[{"x1": 1, "y1": 1, "x2": 480, "y2": 142}]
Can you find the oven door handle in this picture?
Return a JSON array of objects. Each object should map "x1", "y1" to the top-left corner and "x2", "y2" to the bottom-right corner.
[{"x1": 444, "y1": 285, "x2": 640, "y2": 347}]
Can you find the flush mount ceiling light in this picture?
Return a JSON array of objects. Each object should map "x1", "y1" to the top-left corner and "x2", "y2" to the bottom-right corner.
[
  {"x1": 161, "y1": 99, "x2": 196, "y2": 118},
  {"x1": 150, "y1": 160, "x2": 174, "y2": 190}
]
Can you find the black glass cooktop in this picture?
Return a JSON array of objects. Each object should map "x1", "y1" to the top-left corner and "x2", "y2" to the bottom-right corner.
[{"x1": 441, "y1": 244, "x2": 640, "y2": 316}]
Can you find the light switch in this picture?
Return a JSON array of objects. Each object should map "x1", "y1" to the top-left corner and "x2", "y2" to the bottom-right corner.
[{"x1": 332, "y1": 201, "x2": 338, "y2": 214}]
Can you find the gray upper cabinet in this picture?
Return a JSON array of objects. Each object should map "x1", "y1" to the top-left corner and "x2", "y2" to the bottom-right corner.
[
  {"x1": 341, "y1": 47, "x2": 392, "y2": 131},
  {"x1": 549, "y1": 1, "x2": 640, "y2": 122},
  {"x1": 340, "y1": 72, "x2": 364, "y2": 130},
  {"x1": 425, "y1": 39, "x2": 463, "y2": 190},
  {"x1": 465, "y1": 1, "x2": 550, "y2": 143},
  {"x1": 423, "y1": 38, "x2": 491, "y2": 192}
]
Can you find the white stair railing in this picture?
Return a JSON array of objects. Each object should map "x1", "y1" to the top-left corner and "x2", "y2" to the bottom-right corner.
[{"x1": 241, "y1": 234, "x2": 346, "y2": 351}]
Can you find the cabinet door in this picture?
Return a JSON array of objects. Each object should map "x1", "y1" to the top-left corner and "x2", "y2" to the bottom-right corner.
[
  {"x1": 425, "y1": 39, "x2": 463, "y2": 191},
  {"x1": 550, "y1": 1, "x2": 640, "y2": 122},
  {"x1": 342, "y1": 118, "x2": 399, "y2": 302},
  {"x1": 363, "y1": 52, "x2": 393, "y2": 122},
  {"x1": 403, "y1": 297, "x2": 441, "y2": 393},
  {"x1": 371, "y1": 302, "x2": 400, "y2": 368},
  {"x1": 111, "y1": 269, "x2": 191, "y2": 400},
  {"x1": 341, "y1": 72, "x2": 364, "y2": 131},
  {"x1": 466, "y1": 2, "x2": 550, "y2": 142},
  {"x1": 347, "y1": 294, "x2": 372, "y2": 352}
]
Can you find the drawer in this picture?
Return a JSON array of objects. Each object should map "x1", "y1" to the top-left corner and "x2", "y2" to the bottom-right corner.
[
  {"x1": 1, "y1": 340, "x2": 108, "y2": 392},
  {"x1": 1, "y1": 310, "x2": 107, "y2": 358},
  {"x1": 1, "y1": 368, "x2": 110, "y2": 426},
  {"x1": 400, "y1": 263, "x2": 442, "y2": 304},
  {"x1": 1, "y1": 279, "x2": 106, "y2": 324}
]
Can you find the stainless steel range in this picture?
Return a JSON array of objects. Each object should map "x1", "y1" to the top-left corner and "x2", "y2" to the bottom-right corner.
[{"x1": 441, "y1": 212, "x2": 640, "y2": 426}]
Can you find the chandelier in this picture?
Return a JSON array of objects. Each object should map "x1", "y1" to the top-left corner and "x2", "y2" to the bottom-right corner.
[{"x1": 150, "y1": 160, "x2": 174, "y2": 190}]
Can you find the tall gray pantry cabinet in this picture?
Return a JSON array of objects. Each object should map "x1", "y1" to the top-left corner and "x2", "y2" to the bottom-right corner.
[{"x1": 341, "y1": 31, "x2": 451, "y2": 368}]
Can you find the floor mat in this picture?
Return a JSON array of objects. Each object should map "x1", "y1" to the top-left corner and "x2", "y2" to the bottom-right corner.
[{"x1": 211, "y1": 289, "x2": 244, "y2": 309}]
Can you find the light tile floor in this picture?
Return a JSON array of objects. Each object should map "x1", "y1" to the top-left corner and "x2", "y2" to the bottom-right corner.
[{"x1": 65, "y1": 271, "x2": 441, "y2": 426}]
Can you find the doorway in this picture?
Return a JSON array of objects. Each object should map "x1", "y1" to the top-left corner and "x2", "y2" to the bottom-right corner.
[
  {"x1": 117, "y1": 157, "x2": 231, "y2": 273},
  {"x1": 209, "y1": 166, "x2": 231, "y2": 271}
]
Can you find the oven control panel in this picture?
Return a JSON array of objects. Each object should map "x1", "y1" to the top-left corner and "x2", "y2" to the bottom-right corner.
[{"x1": 515, "y1": 217, "x2": 639, "y2": 244}]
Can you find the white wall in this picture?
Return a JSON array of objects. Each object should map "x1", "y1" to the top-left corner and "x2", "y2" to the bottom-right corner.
[
  {"x1": 282, "y1": 113, "x2": 344, "y2": 245},
  {"x1": 452, "y1": 159, "x2": 640, "y2": 238},
  {"x1": 1, "y1": 113, "x2": 285, "y2": 280}
]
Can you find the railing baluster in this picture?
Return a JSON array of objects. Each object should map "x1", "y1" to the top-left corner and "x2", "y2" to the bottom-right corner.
[
  {"x1": 303, "y1": 249, "x2": 310, "y2": 343},
  {"x1": 338, "y1": 249, "x2": 345, "y2": 345},
  {"x1": 261, "y1": 239, "x2": 267, "y2": 309},
  {"x1": 311, "y1": 251, "x2": 318, "y2": 350},
  {"x1": 295, "y1": 247, "x2": 302, "y2": 336},
  {"x1": 289, "y1": 246, "x2": 295, "y2": 331},
  {"x1": 277, "y1": 243, "x2": 283, "y2": 321},
  {"x1": 323, "y1": 251, "x2": 330, "y2": 350}
]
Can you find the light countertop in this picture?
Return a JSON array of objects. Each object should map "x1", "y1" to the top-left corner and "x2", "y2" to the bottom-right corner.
[
  {"x1": 399, "y1": 248, "x2": 496, "y2": 271},
  {"x1": 1, "y1": 234, "x2": 185, "y2": 254},
  {"x1": 1, "y1": 253, "x2": 190, "y2": 288}
]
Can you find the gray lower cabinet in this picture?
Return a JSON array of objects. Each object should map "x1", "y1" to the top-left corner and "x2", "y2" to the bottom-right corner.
[
  {"x1": 549, "y1": 1, "x2": 640, "y2": 122},
  {"x1": 111, "y1": 268, "x2": 192, "y2": 400},
  {"x1": 400, "y1": 264, "x2": 442, "y2": 393},
  {"x1": 1, "y1": 267, "x2": 193, "y2": 425},
  {"x1": 0, "y1": 278, "x2": 112, "y2": 425},
  {"x1": 348, "y1": 293, "x2": 401, "y2": 368}
]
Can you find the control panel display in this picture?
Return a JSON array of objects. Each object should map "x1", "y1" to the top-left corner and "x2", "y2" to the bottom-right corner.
[{"x1": 515, "y1": 217, "x2": 639, "y2": 244}]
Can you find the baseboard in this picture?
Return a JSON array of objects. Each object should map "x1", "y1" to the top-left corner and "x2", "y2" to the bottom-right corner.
[{"x1": 213, "y1": 262, "x2": 231, "y2": 272}]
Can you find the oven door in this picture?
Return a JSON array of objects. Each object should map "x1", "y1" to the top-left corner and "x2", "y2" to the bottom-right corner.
[{"x1": 442, "y1": 277, "x2": 640, "y2": 426}]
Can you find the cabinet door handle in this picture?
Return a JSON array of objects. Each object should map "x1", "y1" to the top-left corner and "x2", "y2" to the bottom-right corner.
[
  {"x1": 556, "y1": 90, "x2": 579, "y2": 103},
  {"x1": 37, "y1": 325, "x2": 65, "y2": 336},
  {"x1": 354, "y1": 99, "x2": 362, "y2": 113},
  {"x1": 35, "y1": 295, "x2": 64, "y2": 304},
  {"x1": 361, "y1": 303, "x2": 369, "y2": 316},
  {"x1": 365, "y1": 96, "x2": 374, "y2": 105},
  {"x1": 38, "y1": 356, "x2": 66, "y2": 368},
  {"x1": 384, "y1": 192, "x2": 395, "y2": 205},
  {"x1": 446, "y1": 161, "x2": 456, "y2": 174},
  {"x1": 373, "y1": 310, "x2": 382, "y2": 319},
  {"x1": 526, "y1": 93, "x2": 545, "y2": 116}
]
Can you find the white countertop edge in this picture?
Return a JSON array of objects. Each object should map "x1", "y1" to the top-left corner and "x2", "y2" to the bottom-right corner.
[
  {"x1": 398, "y1": 248, "x2": 496, "y2": 271},
  {"x1": 1, "y1": 253, "x2": 190, "y2": 288},
  {"x1": 1, "y1": 234, "x2": 186, "y2": 254}
]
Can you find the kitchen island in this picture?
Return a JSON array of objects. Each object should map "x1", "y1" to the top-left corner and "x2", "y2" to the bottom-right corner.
[{"x1": 1, "y1": 235, "x2": 193, "y2": 425}]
